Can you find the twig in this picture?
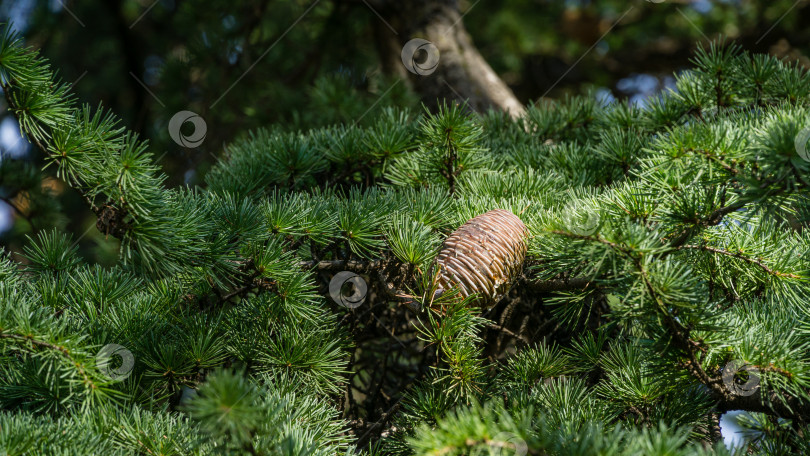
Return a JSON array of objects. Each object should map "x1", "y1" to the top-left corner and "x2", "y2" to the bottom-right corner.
[
  {"x1": 354, "y1": 399, "x2": 403, "y2": 448},
  {"x1": 679, "y1": 244, "x2": 801, "y2": 279},
  {"x1": 485, "y1": 321, "x2": 530, "y2": 345}
]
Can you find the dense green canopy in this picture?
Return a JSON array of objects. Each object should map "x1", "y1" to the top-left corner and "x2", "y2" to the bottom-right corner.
[
  {"x1": 3, "y1": 0, "x2": 810, "y2": 259},
  {"x1": 2, "y1": 16, "x2": 810, "y2": 453}
]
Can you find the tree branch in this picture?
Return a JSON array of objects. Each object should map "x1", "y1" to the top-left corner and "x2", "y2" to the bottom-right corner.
[{"x1": 679, "y1": 244, "x2": 802, "y2": 279}]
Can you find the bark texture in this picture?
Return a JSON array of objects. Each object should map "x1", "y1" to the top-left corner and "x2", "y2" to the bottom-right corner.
[{"x1": 368, "y1": 0, "x2": 526, "y2": 119}]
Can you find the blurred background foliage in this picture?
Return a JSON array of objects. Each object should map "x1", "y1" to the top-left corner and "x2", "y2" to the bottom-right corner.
[{"x1": 0, "y1": 0, "x2": 809, "y2": 265}]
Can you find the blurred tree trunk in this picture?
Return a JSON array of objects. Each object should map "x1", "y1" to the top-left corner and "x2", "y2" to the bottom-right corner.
[{"x1": 369, "y1": 0, "x2": 526, "y2": 119}]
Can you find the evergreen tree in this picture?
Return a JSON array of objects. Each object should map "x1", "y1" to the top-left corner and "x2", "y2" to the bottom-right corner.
[{"x1": 2, "y1": 22, "x2": 810, "y2": 455}]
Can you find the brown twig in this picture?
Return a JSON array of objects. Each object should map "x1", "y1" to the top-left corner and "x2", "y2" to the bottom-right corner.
[{"x1": 679, "y1": 244, "x2": 801, "y2": 279}]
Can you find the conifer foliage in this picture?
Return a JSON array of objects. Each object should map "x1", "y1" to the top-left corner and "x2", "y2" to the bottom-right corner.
[{"x1": 3, "y1": 23, "x2": 810, "y2": 455}]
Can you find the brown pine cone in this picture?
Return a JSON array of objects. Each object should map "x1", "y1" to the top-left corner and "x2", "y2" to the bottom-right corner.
[{"x1": 430, "y1": 209, "x2": 529, "y2": 308}]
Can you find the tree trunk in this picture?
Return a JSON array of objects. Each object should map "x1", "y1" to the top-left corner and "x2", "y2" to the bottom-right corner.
[{"x1": 369, "y1": 0, "x2": 526, "y2": 119}]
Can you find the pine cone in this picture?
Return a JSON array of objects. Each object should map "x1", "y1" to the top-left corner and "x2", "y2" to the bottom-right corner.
[{"x1": 431, "y1": 209, "x2": 529, "y2": 308}]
